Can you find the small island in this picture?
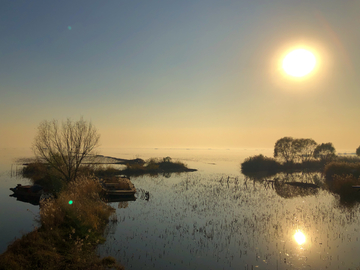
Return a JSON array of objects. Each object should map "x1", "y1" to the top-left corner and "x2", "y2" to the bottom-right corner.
[{"x1": 241, "y1": 136, "x2": 360, "y2": 205}]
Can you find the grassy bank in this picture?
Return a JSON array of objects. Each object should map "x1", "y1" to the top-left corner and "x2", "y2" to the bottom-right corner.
[{"x1": 0, "y1": 176, "x2": 124, "y2": 270}]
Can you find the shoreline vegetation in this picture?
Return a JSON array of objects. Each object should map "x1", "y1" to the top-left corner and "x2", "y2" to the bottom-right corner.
[
  {"x1": 0, "y1": 176, "x2": 124, "y2": 270},
  {"x1": 1, "y1": 154, "x2": 195, "y2": 269},
  {"x1": 22, "y1": 156, "x2": 197, "y2": 182},
  {"x1": 1, "y1": 118, "x2": 198, "y2": 269},
  {"x1": 241, "y1": 136, "x2": 360, "y2": 205}
]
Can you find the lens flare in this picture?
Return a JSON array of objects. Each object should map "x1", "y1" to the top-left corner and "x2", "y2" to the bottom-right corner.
[
  {"x1": 294, "y1": 230, "x2": 306, "y2": 245},
  {"x1": 69, "y1": 200, "x2": 73, "y2": 205}
]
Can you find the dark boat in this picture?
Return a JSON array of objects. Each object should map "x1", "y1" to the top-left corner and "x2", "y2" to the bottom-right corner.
[
  {"x1": 10, "y1": 184, "x2": 44, "y2": 199},
  {"x1": 101, "y1": 177, "x2": 136, "y2": 197}
]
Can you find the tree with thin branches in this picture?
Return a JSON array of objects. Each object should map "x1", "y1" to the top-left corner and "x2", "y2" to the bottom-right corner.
[{"x1": 33, "y1": 117, "x2": 100, "y2": 182}]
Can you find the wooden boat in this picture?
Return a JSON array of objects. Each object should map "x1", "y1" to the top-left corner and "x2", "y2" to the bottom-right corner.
[
  {"x1": 10, "y1": 184, "x2": 43, "y2": 198},
  {"x1": 101, "y1": 177, "x2": 136, "y2": 197}
]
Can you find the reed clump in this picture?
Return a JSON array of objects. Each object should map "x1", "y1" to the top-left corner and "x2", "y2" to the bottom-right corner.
[
  {"x1": 0, "y1": 176, "x2": 124, "y2": 270},
  {"x1": 122, "y1": 157, "x2": 194, "y2": 176},
  {"x1": 328, "y1": 174, "x2": 360, "y2": 204},
  {"x1": 323, "y1": 162, "x2": 360, "y2": 204},
  {"x1": 324, "y1": 162, "x2": 360, "y2": 183}
]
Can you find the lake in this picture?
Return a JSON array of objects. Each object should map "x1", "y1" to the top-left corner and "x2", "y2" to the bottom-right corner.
[{"x1": 1, "y1": 147, "x2": 360, "y2": 269}]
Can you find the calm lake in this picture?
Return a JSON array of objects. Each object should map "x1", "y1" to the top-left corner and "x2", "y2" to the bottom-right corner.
[{"x1": 1, "y1": 147, "x2": 360, "y2": 269}]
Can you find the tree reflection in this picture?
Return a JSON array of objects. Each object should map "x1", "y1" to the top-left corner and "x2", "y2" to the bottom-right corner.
[
  {"x1": 98, "y1": 173, "x2": 360, "y2": 270},
  {"x1": 243, "y1": 172, "x2": 323, "y2": 198}
]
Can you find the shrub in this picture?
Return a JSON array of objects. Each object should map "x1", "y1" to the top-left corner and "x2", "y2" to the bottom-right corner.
[
  {"x1": 22, "y1": 162, "x2": 66, "y2": 194},
  {"x1": 241, "y1": 154, "x2": 281, "y2": 174},
  {"x1": 323, "y1": 162, "x2": 360, "y2": 184},
  {"x1": 328, "y1": 174, "x2": 360, "y2": 204}
]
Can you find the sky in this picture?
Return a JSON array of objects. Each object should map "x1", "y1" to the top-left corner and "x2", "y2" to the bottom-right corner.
[{"x1": 1, "y1": 0, "x2": 360, "y2": 151}]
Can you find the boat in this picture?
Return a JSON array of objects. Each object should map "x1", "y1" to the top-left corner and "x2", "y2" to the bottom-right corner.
[
  {"x1": 10, "y1": 184, "x2": 44, "y2": 205},
  {"x1": 10, "y1": 184, "x2": 44, "y2": 198},
  {"x1": 101, "y1": 177, "x2": 136, "y2": 197}
]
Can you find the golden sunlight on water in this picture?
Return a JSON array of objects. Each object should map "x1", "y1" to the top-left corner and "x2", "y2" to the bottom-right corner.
[{"x1": 294, "y1": 230, "x2": 306, "y2": 245}]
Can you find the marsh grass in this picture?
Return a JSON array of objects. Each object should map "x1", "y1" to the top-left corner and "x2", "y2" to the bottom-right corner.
[
  {"x1": 0, "y1": 176, "x2": 124, "y2": 270},
  {"x1": 92, "y1": 164, "x2": 122, "y2": 178},
  {"x1": 323, "y1": 162, "x2": 360, "y2": 204},
  {"x1": 122, "y1": 157, "x2": 193, "y2": 176},
  {"x1": 324, "y1": 162, "x2": 360, "y2": 183},
  {"x1": 330, "y1": 174, "x2": 360, "y2": 204}
]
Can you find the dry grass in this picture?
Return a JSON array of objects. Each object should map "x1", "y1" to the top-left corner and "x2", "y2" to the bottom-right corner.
[
  {"x1": 0, "y1": 176, "x2": 124, "y2": 270},
  {"x1": 328, "y1": 174, "x2": 360, "y2": 205}
]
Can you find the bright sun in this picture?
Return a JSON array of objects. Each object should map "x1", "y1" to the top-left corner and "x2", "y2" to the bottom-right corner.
[
  {"x1": 282, "y1": 49, "x2": 316, "y2": 77},
  {"x1": 294, "y1": 230, "x2": 306, "y2": 245}
]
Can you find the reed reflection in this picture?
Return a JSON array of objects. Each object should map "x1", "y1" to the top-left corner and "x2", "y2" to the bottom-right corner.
[{"x1": 98, "y1": 173, "x2": 360, "y2": 270}]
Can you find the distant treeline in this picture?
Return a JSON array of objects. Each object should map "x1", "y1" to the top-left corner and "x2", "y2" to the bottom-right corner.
[
  {"x1": 241, "y1": 136, "x2": 360, "y2": 205},
  {"x1": 241, "y1": 136, "x2": 360, "y2": 175}
]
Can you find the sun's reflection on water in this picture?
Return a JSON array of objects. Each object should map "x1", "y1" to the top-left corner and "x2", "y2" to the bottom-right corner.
[{"x1": 294, "y1": 230, "x2": 306, "y2": 245}]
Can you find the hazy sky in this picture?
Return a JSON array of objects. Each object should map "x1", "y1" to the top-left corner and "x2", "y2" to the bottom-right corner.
[{"x1": 1, "y1": 0, "x2": 360, "y2": 150}]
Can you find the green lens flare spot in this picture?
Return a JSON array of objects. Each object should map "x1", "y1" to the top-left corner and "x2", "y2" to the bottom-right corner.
[
  {"x1": 68, "y1": 26, "x2": 72, "y2": 30},
  {"x1": 69, "y1": 200, "x2": 73, "y2": 205}
]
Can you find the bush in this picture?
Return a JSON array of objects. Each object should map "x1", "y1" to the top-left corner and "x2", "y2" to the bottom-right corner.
[
  {"x1": 241, "y1": 154, "x2": 281, "y2": 174},
  {"x1": 22, "y1": 162, "x2": 66, "y2": 194},
  {"x1": 121, "y1": 157, "x2": 191, "y2": 176},
  {"x1": 323, "y1": 162, "x2": 360, "y2": 183},
  {"x1": 328, "y1": 174, "x2": 360, "y2": 204}
]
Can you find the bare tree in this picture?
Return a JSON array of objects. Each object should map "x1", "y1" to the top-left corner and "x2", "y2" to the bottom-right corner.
[{"x1": 33, "y1": 117, "x2": 100, "y2": 182}]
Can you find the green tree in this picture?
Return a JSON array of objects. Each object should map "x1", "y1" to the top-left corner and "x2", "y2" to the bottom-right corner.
[
  {"x1": 33, "y1": 117, "x2": 100, "y2": 182},
  {"x1": 314, "y1": 143, "x2": 336, "y2": 160}
]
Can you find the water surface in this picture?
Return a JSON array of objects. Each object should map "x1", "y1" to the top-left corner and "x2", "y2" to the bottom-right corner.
[
  {"x1": 2, "y1": 147, "x2": 360, "y2": 269},
  {"x1": 0, "y1": 148, "x2": 39, "y2": 253},
  {"x1": 97, "y1": 148, "x2": 360, "y2": 270}
]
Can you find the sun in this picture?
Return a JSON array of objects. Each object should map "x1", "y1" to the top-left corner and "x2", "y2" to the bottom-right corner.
[
  {"x1": 282, "y1": 49, "x2": 316, "y2": 77},
  {"x1": 294, "y1": 230, "x2": 306, "y2": 245}
]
